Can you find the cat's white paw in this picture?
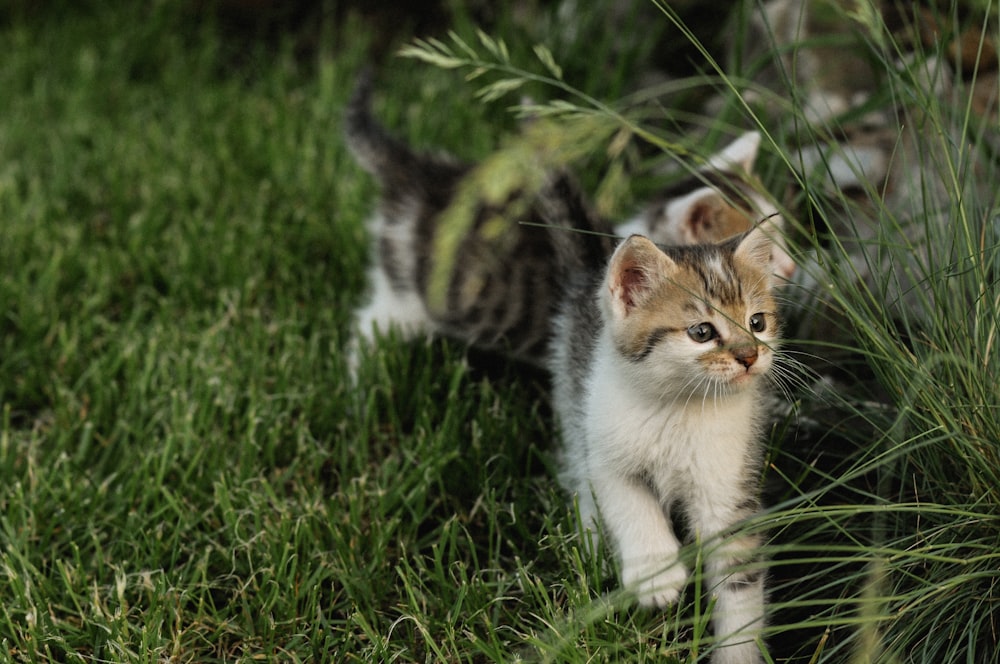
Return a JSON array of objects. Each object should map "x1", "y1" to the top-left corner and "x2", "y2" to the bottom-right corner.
[
  {"x1": 709, "y1": 641, "x2": 764, "y2": 664},
  {"x1": 622, "y1": 561, "x2": 688, "y2": 609}
]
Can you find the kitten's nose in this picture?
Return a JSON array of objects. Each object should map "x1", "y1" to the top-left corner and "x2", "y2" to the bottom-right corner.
[{"x1": 733, "y1": 346, "x2": 758, "y2": 369}]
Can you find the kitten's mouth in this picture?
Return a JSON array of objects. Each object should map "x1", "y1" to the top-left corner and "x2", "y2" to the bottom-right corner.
[{"x1": 729, "y1": 370, "x2": 758, "y2": 387}]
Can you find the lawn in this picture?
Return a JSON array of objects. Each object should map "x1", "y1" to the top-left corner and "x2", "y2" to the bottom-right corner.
[{"x1": 1, "y1": 1, "x2": 998, "y2": 663}]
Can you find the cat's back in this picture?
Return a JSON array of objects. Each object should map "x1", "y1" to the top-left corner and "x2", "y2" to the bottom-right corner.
[{"x1": 430, "y1": 171, "x2": 611, "y2": 364}]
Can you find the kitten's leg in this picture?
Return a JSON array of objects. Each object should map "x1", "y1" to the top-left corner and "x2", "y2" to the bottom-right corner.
[
  {"x1": 688, "y1": 499, "x2": 766, "y2": 664},
  {"x1": 589, "y1": 473, "x2": 687, "y2": 608},
  {"x1": 349, "y1": 266, "x2": 432, "y2": 377}
]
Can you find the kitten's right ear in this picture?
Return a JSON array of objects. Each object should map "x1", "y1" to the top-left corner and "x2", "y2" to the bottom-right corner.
[
  {"x1": 607, "y1": 235, "x2": 675, "y2": 318},
  {"x1": 705, "y1": 131, "x2": 761, "y2": 174}
]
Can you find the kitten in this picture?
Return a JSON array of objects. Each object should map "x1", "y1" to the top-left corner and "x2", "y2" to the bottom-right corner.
[
  {"x1": 345, "y1": 71, "x2": 792, "y2": 373},
  {"x1": 548, "y1": 223, "x2": 779, "y2": 663},
  {"x1": 344, "y1": 70, "x2": 612, "y2": 371}
]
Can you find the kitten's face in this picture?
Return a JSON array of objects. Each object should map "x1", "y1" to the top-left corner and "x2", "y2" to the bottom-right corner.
[{"x1": 604, "y1": 232, "x2": 779, "y2": 399}]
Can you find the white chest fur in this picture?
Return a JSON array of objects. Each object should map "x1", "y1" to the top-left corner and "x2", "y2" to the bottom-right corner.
[{"x1": 570, "y1": 338, "x2": 763, "y2": 528}]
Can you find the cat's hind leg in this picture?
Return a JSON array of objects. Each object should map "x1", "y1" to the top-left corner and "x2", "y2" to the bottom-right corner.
[{"x1": 348, "y1": 266, "x2": 432, "y2": 378}]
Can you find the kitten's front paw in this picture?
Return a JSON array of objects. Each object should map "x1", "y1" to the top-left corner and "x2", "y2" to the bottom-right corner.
[
  {"x1": 622, "y1": 561, "x2": 688, "y2": 609},
  {"x1": 709, "y1": 641, "x2": 764, "y2": 664}
]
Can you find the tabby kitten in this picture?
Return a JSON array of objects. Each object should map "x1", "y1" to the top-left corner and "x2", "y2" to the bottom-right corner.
[
  {"x1": 548, "y1": 225, "x2": 779, "y2": 664},
  {"x1": 344, "y1": 70, "x2": 611, "y2": 371},
  {"x1": 344, "y1": 72, "x2": 791, "y2": 373}
]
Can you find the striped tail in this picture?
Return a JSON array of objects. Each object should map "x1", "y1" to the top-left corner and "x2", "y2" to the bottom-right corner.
[{"x1": 343, "y1": 68, "x2": 419, "y2": 183}]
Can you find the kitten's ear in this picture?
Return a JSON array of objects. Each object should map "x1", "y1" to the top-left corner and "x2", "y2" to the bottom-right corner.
[
  {"x1": 733, "y1": 224, "x2": 775, "y2": 271},
  {"x1": 607, "y1": 235, "x2": 675, "y2": 317},
  {"x1": 705, "y1": 131, "x2": 761, "y2": 174},
  {"x1": 667, "y1": 187, "x2": 750, "y2": 244},
  {"x1": 733, "y1": 221, "x2": 798, "y2": 283}
]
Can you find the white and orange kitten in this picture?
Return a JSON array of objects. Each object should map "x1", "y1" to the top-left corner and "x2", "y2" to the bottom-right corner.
[{"x1": 548, "y1": 225, "x2": 780, "y2": 664}]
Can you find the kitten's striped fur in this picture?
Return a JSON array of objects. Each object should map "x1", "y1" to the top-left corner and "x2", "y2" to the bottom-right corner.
[
  {"x1": 548, "y1": 223, "x2": 779, "y2": 664},
  {"x1": 344, "y1": 70, "x2": 612, "y2": 369},
  {"x1": 344, "y1": 72, "x2": 793, "y2": 375}
]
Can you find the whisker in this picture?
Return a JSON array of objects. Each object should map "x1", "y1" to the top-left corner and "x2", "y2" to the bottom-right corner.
[{"x1": 768, "y1": 362, "x2": 817, "y2": 399}]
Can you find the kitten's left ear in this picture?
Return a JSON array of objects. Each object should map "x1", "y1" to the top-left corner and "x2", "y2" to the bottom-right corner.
[{"x1": 705, "y1": 131, "x2": 761, "y2": 174}]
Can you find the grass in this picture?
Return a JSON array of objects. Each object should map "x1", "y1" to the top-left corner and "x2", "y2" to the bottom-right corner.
[{"x1": 1, "y1": 1, "x2": 998, "y2": 663}]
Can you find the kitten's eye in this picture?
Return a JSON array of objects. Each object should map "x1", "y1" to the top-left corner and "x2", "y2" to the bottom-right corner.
[
  {"x1": 687, "y1": 322, "x2": 717, "y2": 343},
  {"x1": 749, "y1": 313, "x2": 766, "y2": 333}
]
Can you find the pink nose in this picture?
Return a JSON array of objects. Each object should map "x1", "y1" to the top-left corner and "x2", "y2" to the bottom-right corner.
[{"x1": 733, "y1": 346, "x2": 757, "y2": 369}]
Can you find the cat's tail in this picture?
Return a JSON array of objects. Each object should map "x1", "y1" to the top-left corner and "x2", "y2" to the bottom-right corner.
[
  {"x1": 537, "y1": 174, "x2": 616, "y2": 278},
  {"x1": 343, "y1": 67, "x2": 418, "y2": 181}
]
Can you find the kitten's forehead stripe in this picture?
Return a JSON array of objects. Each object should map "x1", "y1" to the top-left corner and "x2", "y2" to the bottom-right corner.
[{"x1": 680, "y1": 252, "x2": 742, "y2": 308}]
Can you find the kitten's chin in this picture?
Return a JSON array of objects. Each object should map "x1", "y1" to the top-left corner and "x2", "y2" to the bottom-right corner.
[
  {"x1": 726, "y1": 371, "x2": 761, "y2": 389},
  {"x1": 685, "y1": 373, "x2": 757, "y2": 400}
]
